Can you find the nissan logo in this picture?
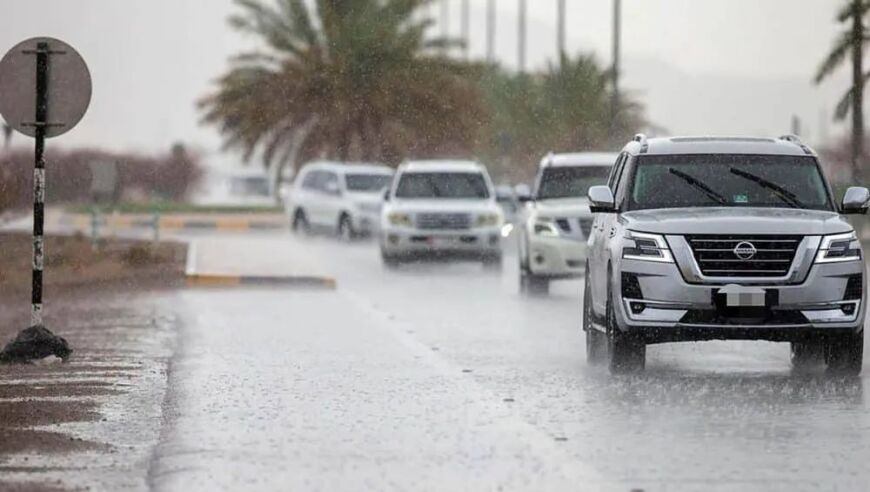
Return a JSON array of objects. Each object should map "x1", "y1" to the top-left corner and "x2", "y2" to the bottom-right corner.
[{"x1": 733, "y1": 241, "x2": 757, "y2": 260}]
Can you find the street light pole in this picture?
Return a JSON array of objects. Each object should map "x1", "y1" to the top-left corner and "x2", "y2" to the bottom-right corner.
[
  {"x1": 557, "y1": 0, "x2": 566, "y2": 63},
  {"x1": 611, "y1": 0, "x2": 622, "y2": 127},
  {"x1": 486, "y1": 0, "x2": 496, "y2": 62},
  {"x1": 461, "y1": 0, "x2": 470, "y2": 59},
  {"x1": 518, "y1": 0, "x2": 527, "y2": 74}
]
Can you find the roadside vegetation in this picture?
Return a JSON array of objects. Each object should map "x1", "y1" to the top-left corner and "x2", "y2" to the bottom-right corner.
[{"x1": 201, "y1": 0, "x2": 646, "y2": 183}]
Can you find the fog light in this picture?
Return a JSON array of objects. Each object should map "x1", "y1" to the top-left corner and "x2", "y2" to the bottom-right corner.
[
  {"x1": 841, "y1": 303, "x2": 857, "y2": 315},
  {"x1": 630, "y1": 302, "x2": 646, "y2": 314},
  {"x1": 388, "y1": 234, "x2": 400, "y2": 245},
  {"x1": 489, "y1": 234, "x2": 500, "y2": 246},
  {"x1": 534, "y1": 254, "x2": 545, "y2": 265}
]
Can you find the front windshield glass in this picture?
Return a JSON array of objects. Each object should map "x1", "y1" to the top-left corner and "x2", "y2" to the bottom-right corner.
[
  {"x1": 537, "y1": 166, "x2": 611, "y2": 200},
  {"x1": 628, "y1": 154, "x2": 833, "y2": 211},
  {"x1": 395, "y1": 172, "x2": 490, "y2": 199},
  {"x1": 345, "y1": 174, "x2": 392, "y2": 192}
]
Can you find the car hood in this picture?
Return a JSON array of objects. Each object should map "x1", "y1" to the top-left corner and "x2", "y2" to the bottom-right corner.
[
  {"x1": 621, "y1": 207, "x2": 852, "y2": 236},
  {"x1": 386, "y1": 199, "x2": 500, "y2": 214},
  {"x1": 534, "y1": 197, "x2": 591, "y2": 217}
]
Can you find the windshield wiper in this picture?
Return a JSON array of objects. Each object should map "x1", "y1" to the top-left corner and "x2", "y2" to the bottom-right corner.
[
  {"x1": 667, "y1": 168, "x2": 728, "y2": 205},
  {"x1": 728, "y1": 167, "x2": 806, "y2": 209}
]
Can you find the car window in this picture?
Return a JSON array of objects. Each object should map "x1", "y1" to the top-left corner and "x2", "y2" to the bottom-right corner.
[
  {"x1": 395, "y1": 172, "x2": 490, "y2": 199},
  {"x1": 301, "y1": 170, "x2": 319, "y2": 190},
  {"x1": 628, "y1": 154, "x2": 834, "y2": 211},
  {"x1": 536, "y1": 166, "x2": 611, "y2": 200},
  {"x1": 345, "y1": 174, "x2": 393, "y2": 192}
]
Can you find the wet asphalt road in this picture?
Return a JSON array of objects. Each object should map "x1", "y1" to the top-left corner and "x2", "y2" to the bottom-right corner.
[{"x1": 149, "y1": 233, "x2": 870, "y2": 492}]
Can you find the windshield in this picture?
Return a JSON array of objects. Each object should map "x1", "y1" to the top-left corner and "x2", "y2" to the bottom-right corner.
[
  {"x1": 628, "y1": 154, "x2": 833, "y2": 211},
  {"x1": 537, "y1": 166, "x2": 611, "y2": 200},
  {"x1": 394, "y1": 172, "x2": 490, "y2": 199},
  {"x1": 345, "y1": 173, "x2": 392, "y2": 192}
]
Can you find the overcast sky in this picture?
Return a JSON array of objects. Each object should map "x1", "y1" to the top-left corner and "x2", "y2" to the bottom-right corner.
[{"x1": 0, "y1": 0, "x2": 855, "y2": 160}]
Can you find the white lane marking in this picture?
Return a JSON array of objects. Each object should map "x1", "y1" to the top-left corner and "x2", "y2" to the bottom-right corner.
[{"x1": 341, "y1": 289, "x2": 611, "y2": 488}]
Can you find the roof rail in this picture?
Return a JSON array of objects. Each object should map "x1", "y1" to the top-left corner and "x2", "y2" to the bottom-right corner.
[
  {"x1": 633, "y1": 133, "x2": 649, "y2": 153},
  {"x1": 778, "y1": 134, "x2": 814, "y2": 155}
]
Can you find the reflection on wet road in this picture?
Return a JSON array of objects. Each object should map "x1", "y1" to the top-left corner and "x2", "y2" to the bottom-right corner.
[{"x1": 151, "y1": 234, "x2": 870, "y2": 491}]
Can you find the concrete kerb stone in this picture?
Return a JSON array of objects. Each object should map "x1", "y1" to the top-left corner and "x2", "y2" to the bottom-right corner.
[{"x1": 183, "y1": 240, "x2": 337, "y2": 291}]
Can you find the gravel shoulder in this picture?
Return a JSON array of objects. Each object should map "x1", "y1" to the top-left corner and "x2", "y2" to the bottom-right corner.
[{"x1": 0, "y1": 233, "x2": 186, "y2": 491}]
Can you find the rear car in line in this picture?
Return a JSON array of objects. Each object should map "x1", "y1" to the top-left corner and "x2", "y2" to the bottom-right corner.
[
  {"x1": 517, "y1": 152, "x2": 616, "y2": 295},
  {"x1": 584, "y1": 135, "x2": 867, "y2": 374},
  {"x1": 379, "y1": 160, "x2": 504, "y2": 268},
  {"x1": 287, "y1": 161, "x2": 394, "y2": 240}
]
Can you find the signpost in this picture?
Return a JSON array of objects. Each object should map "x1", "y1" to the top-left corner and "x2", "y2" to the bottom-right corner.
[{"x1": 0, "y1": 37, "x2": 91, "y2": 327}]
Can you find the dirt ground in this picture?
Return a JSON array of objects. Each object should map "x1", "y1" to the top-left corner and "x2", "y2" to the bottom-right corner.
[{"x1": 0, "y1": 233, "x2": 186, "y2": 491}]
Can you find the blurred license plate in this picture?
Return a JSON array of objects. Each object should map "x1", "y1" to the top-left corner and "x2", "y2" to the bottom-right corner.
[
  {"x1": 714, "y1": 285, "x2": 776, "y2": 308},
  {"x1": 428, "y1": 237, "x2": 453, "y2": 246}
]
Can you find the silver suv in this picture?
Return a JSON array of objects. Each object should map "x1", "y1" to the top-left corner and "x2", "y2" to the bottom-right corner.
[{"x1": 584, "y1": 135, "x2": 869, "y2": 374}]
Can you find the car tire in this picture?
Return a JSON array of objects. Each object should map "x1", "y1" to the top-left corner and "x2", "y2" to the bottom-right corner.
[
  {"x1": 292, "y1": 209, "x2": 310, "y2": 235},
  {"x1": 824, "y1": 330, "x2": 864, "y2": 376},
  {"x1": 381, "y1": 250, "x2": 401, "y2": 269},
  {"x1": 605, "y1": 288, "x2": 645, "y2": 373},
  {"x1": 482, "y1": 254, "x2": 502, "y2": 272},
  {"x1": 584, "y1": 272, "x2": 606, "y2": 365},
  {"x1": 338, "y1": 214, "x2": 356, "y2": 242},
  {"x1": 790, "y1": 339, "x2": 825, "y2": 370}
]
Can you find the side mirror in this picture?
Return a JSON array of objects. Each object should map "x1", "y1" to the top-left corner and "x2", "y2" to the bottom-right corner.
[
  {"x1": 514, "y1": 184, "x2": 532, "y2": 203},
  {"x1": 383, "y1": 188, "x2": 391, "y2": 202},
  {"x1": 842, "y1": 186, "x2": 870, "y2": 214},
  {"x1": 588, "y1": 185, "x2": 616, "y2": 213}
]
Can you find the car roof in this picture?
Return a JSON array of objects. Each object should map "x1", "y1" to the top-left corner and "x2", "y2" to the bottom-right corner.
[
  {"x1": 624, "y1": 136, "x2": 814, "y2": 157},
  {"x1": 301, "y1": 161, "x2": 393, "y2": 174},
  {"x1": 399, "y1": 160, "x2": 486, "y2": 173},
  {"x1": 540, "y1": 152, "x2": 619, "y2": 168}
]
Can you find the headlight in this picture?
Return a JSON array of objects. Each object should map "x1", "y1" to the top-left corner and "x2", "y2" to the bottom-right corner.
[
  {"x1": 816, "y1": 232, "x2": 861, "y2": 263},
  {"x1": 623, "y1": 231, "x2": 674, "y2": 263},
  {"x1": 533, "y1": 217, "x2": 560, "y2": 237},
  {"x1": 387, "y1": 212, "x2": 412, "y2": 227},
  {"x1": 476, "y1": 213, "x2": 501, "y2": 227}
]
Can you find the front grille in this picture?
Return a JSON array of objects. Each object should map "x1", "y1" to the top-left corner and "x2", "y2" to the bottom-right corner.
[
  {"x1": 686, "y1": 235, "x2": 802, "y2": 278},
  {"x1": 415, "y1": 213, "x2": 471, "y2": 230}
]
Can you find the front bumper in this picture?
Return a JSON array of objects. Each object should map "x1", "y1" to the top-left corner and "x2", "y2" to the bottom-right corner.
[
  {"x1": 527, "y1": 235, "x2": 588, "y2": 277},
  {"x1": 380, "y1": 226, "x2": 502, "y2": 258},
  {"x1": 613, "y1": 257, "x2": 865, "y2": 343}
]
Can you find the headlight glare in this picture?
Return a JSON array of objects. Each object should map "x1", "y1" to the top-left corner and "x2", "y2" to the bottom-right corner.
[{"x1": 816, "y1": 232, "x2": 861, "y2": 263}]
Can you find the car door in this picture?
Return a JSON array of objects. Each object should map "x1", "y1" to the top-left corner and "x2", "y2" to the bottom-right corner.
[{"x1": 589, "y1": 153, "x2": 627, "y2": 318}]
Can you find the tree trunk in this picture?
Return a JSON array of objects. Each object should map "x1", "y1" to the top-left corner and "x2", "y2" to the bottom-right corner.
[{"x1": 851, "y1": 1, "x2": 865, "y2": 183}]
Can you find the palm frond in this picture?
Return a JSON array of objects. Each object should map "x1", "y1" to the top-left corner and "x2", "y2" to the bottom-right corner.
[{"x1": 815, "y1": 30, "x2": 852, "y2": 83}]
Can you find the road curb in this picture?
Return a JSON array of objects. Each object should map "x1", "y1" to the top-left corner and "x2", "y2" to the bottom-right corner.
[
  {"x1": 57, "y1": 214, "x2": 286, "y2": 232},
  {"x1": 183, "y1": 241, "x2": 336, "y2": 290},
  {"x1": 185, "y1": 274, "x2": 337, "y2": 289}
]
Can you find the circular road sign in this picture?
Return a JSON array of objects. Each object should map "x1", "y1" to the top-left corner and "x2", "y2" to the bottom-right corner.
[{"x1": 0, "y1": 37, "x2": 91, "y2": 139}]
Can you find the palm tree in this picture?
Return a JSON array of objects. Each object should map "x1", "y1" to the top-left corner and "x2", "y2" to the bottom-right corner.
[
  {"x1": 816, "y1": 0, "x2": 870, "y2": 180},
  {"x1": 200, "y1": 0, "x2": 486, "y2": 182}
]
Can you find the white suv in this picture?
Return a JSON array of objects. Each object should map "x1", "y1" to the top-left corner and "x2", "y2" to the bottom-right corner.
[
  {"x1": 517, "y1": 152, "x2": 616, "y2": 294},
  {"x1": 287, "y1": 161, "x2": 394, "y2": 239},
  {"x1": 380, "y1": 160, "x2": 504, "y2": 268}
]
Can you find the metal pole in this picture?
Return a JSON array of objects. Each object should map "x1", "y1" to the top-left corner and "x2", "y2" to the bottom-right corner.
[
  {"x1": 558, "y1": 0, "x2": 566, "y2": 62},
  {"x1": 461, "y1": 0, "x2": 470, "y2": 59},
  {"x1": 611, "y1": 0, "x2": 622, "y2": 128},
  {"x1": 486, "y1": 0, "x2": 496, "y2": 62},
  {"x1": 441, "y1": 0, "x2": 450, "y2": 55},
  {"x1": 32, "y1": 41, "x2": 49, "y2": 327},
  {"x1": 518, "y1": 0, "x2": 527, "y2": 74}
]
